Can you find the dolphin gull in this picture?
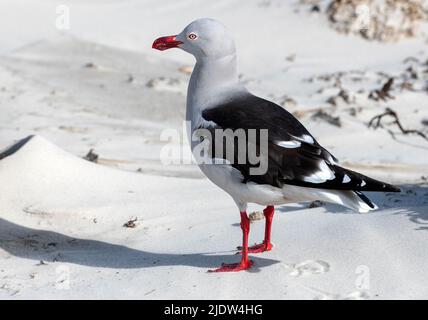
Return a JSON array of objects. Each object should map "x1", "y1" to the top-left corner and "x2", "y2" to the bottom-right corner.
[{"x1": 152, "y1": 18, "x2": 400, "y2": 272}]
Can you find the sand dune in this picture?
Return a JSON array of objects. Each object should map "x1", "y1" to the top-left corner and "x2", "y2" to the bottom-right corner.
[{"x1": 0, "y1": 134, "x2": 426, "y2": 299}]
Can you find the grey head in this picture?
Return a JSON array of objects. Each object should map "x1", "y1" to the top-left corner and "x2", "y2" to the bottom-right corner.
[{"x1": 152, "y1": 18, "x2": 236, "y2": 61}]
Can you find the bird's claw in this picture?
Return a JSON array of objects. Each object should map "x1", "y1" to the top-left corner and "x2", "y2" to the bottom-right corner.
[{"x1": 208, "y1": 260, "x2": 254, "y2": 272}]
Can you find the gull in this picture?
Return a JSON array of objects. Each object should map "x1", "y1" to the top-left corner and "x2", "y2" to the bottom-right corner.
[{"x1": 153, "y1": 18, "x2": 400, "y2": 272}]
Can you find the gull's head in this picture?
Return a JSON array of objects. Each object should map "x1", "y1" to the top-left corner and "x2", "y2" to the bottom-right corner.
[{"x1": 152, "y1": 18, "x2": 236, "y2": 61}]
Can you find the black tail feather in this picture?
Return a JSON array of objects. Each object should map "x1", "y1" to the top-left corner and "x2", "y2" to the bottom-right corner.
[
  {"x1": 334, "y1": 166, "x2": 401, "y2": 192},
  {"x1": 354, "y1": 191, "x2": 376, "y2": 209}
]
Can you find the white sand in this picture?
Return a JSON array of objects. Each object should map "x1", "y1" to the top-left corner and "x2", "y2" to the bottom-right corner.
[{"x1": 0, "y1": 0, "x2": 427, "y2": 299}]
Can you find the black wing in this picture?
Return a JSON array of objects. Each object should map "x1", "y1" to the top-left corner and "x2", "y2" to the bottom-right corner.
[{"x1": 201, "y1": 93, "x2": 400, "y2": 192}]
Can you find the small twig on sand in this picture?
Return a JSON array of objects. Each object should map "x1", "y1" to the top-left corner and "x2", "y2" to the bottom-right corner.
[
  {"x1": 123, "y1": 217, "x2": 138, "y2": 228},
  {"x1": 311, "y1": 110, "x2": 342, "y2": 127},
  {"x1": 83, "y1": 149, "x2": 99, "y2": 163},
  {"x1": 368, "y1": 108, "x2": 428, "y2": 142},
  {"x1": 368, "y1": 78, "x2": 394, "y2": 101},
  {"x1": 308, "y1": 200, "x2": 325, "y2": 208}
]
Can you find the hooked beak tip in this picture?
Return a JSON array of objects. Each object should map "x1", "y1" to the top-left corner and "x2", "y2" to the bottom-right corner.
[{"x1": 152, "y1": 35, "x2": 183, "y2": 51}]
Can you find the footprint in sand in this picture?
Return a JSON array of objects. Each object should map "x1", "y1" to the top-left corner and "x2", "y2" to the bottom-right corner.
[
  {"x1": 283, "y1": 260, "x2": 330, "y2": 277},
  {"x1": 344, "y1": 291, "x2": 371, "y2": 300}
]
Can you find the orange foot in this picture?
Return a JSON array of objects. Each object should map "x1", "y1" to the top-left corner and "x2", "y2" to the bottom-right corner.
[
  {"x1": 237, "y1": 242, "x2": 273, "y2": 254},
  {"x1": 208, "y1": 260, "x2": 254, "y2": 272}
]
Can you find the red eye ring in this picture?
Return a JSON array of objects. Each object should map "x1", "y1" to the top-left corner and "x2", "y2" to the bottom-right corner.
[{"x1": 188, "y1": 33, "x2": 197, "y2": 40}]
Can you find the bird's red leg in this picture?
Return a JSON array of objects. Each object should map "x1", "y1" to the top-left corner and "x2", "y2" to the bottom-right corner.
[
  {"x1": 238, "y1": 205, "x2": 274, "y2": 254},
  {"x1": 209, "y1": 211, "x2": 254, "y2": 272}
]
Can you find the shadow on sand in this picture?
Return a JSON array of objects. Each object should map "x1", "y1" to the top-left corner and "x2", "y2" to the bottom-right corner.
[
  {"x1": 1, "y1": 185, "x2": 426, "y2": 270},
  {"x1": 0, "y1": 218, "x2": 279, "y2": 271},
  {"x1": 263, "y1": 184, "x2": 428, "y2": 231},
  {"x1": 367, "y1": 183, "x2": 428, "y2": 231}
]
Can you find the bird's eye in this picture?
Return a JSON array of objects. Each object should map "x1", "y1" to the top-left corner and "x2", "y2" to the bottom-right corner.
[{"x1": 188, "y1": 33, "x2": 197, "y2": 40}]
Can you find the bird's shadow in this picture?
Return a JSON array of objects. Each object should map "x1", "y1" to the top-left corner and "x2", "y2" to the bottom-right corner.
[
  {"x1": 275, "y1": 203, "x2": 347, "y2": 214},
  {"x1": 275, "y1": 183, "x2": 428, "y2": 231},
  {"x1": 2, "y1": 186, "x2": 426, "y2": 271},
  {"x1": 364, "y1": 183, "x2": 428, "y2": 231},
  {"x1": 0, "y1": 218, "x2": 279, "y2": 271}
]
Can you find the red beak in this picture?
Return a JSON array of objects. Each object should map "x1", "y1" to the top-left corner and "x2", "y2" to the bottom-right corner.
[{"x1": 152, "y1": 35, "x2": 183, "y2": 51}]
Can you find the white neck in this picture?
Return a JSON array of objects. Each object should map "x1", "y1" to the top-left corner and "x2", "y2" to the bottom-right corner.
[{"x1": 186, "y1": 54, "x2": 241, "y2": 127}]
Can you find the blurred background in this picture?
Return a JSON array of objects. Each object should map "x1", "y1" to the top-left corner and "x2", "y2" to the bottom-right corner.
[{"x1": 1, "y1": 0, "x2": 427, "y2": 181}]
